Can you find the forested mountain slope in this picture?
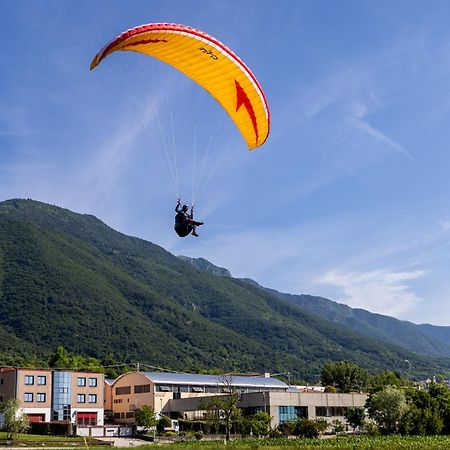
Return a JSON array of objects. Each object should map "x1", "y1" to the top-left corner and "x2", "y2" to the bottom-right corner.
[
  {"x1": 0, "y1": 199, "x2": 448, "y2": 381},
  {"x1": 181, "y1": 256, "x2": 450, "y2": 358}
]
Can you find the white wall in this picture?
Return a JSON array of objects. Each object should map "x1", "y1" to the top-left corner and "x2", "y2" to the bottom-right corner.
[{"x1": 20, "y1": 407, "x2": 51, "y2": 422}]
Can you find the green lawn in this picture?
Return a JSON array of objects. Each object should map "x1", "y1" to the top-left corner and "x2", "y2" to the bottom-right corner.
[{"x1": 0, "y1": 431, "x2": 96, "y2": 443}]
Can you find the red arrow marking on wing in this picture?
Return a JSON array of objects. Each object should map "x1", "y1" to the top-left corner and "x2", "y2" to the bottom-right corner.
[
  {"x1": 235, "y1": 79, "x2": 258, "y2": 146},
  {"x1": 126, "y1": 38, "x2": 168, "y2": 47}
]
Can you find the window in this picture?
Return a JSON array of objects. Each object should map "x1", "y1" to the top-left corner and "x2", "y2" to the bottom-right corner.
[
  {"x1": 25, "y1": 375, "x2": 34, "y2": 385},
  {"x1": 114, "y1": 399, "x2": 123, "y2": 404},
  {"x1": 113, "y1": 413, "x2": 121, "y2": 419},
  {"x1": 116, "y1": 386, "x2": 131, "y2": 395},
  {"x1": 77, "y1": 394, "x2": 86, "y2": 403},
  {"x1": 37, "y1": 376, "x2": 47, "y2": 385},
  {"x1": 279, "y1": 406, "x2": 308, "y2": 423},
  {"x1": 134, "y1": 384, "x2": 150, "y2": 394},
  {"x1": 329, "y1": 406, "x2": 347, "y2": 417},
  {"x1": 36, "y1": 393, "x2": 46, "y2": 402},
  {"x1": 157, "y1": 385, "x2": 172, "y2": 392},
  {"x1": 77, "y1": 377, "x2": 86, "y2": 387},
  {"x1": 315, "y1": 407, "x2": 328, "y2": 417},
  {"x1": 59, "y1": 387, "x2": 68, "y2": 393},
  {"x1": 88, "y1": 394, "x2": 97, "y2": 403},
  {"x1": 24, "y1": 393, "x2": 33, "y2": 402},
  {"x1": 126, "y1": 412, "x2": 134, "y2": 418},
  {"x1": 88, "y1": 377, "x2": 97, "y2": 387},
  {"x1": 191, "y1": 386, "x2": 204, "y2": 393}
]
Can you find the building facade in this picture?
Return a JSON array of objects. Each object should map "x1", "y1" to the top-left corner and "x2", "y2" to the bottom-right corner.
[
  {"x1": 0, "y1": 368, "x2": 104, "y2": 426},
  {"x1": 111, "y1": 371, "x2": 289, "y2": 424},
  {"x1": 167, "y1": 390, "x2": 368, "y2": 429}
]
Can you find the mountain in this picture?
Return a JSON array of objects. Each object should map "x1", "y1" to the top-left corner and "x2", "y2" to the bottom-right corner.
[
  {"x1": 273, "y1": 292, "x2": 450, "y2": 358},
  {"x1": 180, "y1": 258, "x2": 450, "y2": 359},
  {"x1": 1, "y1": 198, "x2": 449, "y2": 381},
  {"x1": 177, "y1": 256, "x2": 231, "y2": 277}
]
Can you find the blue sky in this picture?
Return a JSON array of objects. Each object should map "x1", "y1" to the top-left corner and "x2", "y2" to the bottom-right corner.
[{"x1": 2, "y1": 0, "x2": 450, "y2": 325}]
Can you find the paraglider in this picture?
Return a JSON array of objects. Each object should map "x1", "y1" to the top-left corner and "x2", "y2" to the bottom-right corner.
[
  {"x1": 174, "y1": 200, "x2": 204, "y2": 238},
  {"x1": 90, "y1": 22, "x2": 270, "y2": 237}
]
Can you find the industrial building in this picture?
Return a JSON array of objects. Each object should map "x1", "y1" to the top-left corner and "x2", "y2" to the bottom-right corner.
[
  {"x1": 110, "y1": 371, "x2": 288, "y2": 423},
  {"x1": 110, "y1": 371, "x2": 367, "y2": 428},
  {"x1": 167, "y1": 389, "x2": 368, "y2": 428}
]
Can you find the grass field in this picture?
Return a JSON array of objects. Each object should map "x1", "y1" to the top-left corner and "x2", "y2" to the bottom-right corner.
[
  {"x1": 3, "y1": 434, "x2": 450, "y2": 449},
  {"x1": 155, "y1": 435, "x2": 450, "y2": 450}
]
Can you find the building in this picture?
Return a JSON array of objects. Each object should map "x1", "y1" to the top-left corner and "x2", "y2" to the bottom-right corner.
[
  {"x1": 111, "y1": 371, "x2": 289, "y2": 423},
  {"x1": 167, "y1": 389, "x2": 367, "y2": 429},
  {"x1": 0, "y1": 368, "x2": 104, "y2": 426}
]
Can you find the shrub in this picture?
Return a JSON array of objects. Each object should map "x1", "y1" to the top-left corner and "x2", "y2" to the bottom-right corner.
[
  {"x1": 294, "y1": 418, "x2": 320, "y2": 438},
  {"x1": 194, "y1": 430, "x2": 204, "y2": 440}
]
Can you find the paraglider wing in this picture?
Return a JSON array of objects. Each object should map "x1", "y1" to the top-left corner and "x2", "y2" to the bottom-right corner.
[{"x1": 90, "y1": 23, "x2": 270, "y2": 149}]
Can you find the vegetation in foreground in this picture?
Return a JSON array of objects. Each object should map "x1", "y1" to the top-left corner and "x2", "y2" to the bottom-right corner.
[{"x1": 118, "y1": 436, "x2": 450, "y2": 450}]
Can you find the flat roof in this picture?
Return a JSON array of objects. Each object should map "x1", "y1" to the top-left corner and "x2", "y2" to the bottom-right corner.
[{"x1": 143, "y1": 371, "x2": 288, "y2": 389}]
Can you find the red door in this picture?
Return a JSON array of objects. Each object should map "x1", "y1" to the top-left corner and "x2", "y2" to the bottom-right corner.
[
  {"x1": 27, "y1": 414, "x2": 45, "y2": 423},
  {"x1": 77, "y1": 412, "x2": 97, "y2": 425}
]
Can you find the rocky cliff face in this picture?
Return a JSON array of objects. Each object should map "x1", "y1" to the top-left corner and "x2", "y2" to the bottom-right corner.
[{"x1": 177, "y1": 256, "x2": 232, "y2": 277}]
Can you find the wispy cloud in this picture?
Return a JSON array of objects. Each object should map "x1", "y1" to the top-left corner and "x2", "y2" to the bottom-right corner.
[
  {"x1": 317, "y1": 268, "x2": 425, "y2": 316},
  {"x1": 348, "y1": 116, "x2": 415, "y2": 162}
]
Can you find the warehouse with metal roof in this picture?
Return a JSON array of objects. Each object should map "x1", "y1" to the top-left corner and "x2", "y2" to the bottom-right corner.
[{"x1": 109, "y1": 371, "x2": 289, "y2": 423}]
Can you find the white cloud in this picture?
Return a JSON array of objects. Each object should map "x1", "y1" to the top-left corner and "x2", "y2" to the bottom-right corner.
[
  {"x1": 317, "y1": 268, "x2": 425, "y2": 316},
  {"x1": 348, "y1": 117, "x2": 415, "y2": 162}
]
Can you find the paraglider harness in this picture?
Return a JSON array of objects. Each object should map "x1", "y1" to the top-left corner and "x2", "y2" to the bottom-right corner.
[{"x1": 174, "y1": 201, "x2": 203, "y2": 237}]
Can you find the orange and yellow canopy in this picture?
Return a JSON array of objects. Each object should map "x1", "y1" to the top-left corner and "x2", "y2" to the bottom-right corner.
[{"x1": 90, "y1": 23, "x2": 270, "y2": 149}]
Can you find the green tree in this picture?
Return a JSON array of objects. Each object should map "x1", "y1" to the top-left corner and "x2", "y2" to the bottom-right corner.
[
  {"x1": 321, "y1": 361, "x2": 370, "y2": 393},
  {"x1": 314, "y1": 418, "x2": 329, "y2": 436},
  {"x1": 324, "y1": 385, "x2": 336, "y2": 393},
  {"x1": 0, "y1": 399, "x2": 30, "y2": 440},
  {"x1": 249, "y1": 412, "x2": 271, "y2": 437},
  {"x1": 213, "y1": 375, "x2": 240, "y2": 441},
  {"x1": 345, "y1": 407, "x2": 365, "y2": 434},
  {"x1": 199, "y1": 396, "x2": 221, "y2": 427},
  {"x1": 156, "y1": 415, "x2": 171, "y2": 434},
  {"x1": 48, "y1": 346, "x2": 70, "y2": 368},
  {"x1": 331, "y1": 419, "x2": 345, "y2": 439},
  {"x1": 399, "y1": 383, "x2": 449, "y2": 435},
  {"x1": 275, "y1": 420, "x2": 295, "y2": 437},
  {"x1": 371, "y1": 371, "x2": 405, "y2": 392},
  {"x1": 293, "y1": 418, "x2": 320, "y2": 438},
  {"x1": 367, "y1": 385, "x2": 408, "y2": 434},
  {"x1": 427, "y1": 383, "x2": 450, "y2": 434},
  {"x1": 135, "y1": 405, "x2": 157, "y2": 431}
]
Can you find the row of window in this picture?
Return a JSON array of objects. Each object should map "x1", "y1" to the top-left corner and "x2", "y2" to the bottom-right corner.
[
  {"x1": 315, "y1": 406, "x2": 348, "y2": 417},
  {"x1": 25, "y1": 375, "x2": 47, "y2": 385},
  {"x1": 113, "y1": 412, "x2": 135, "y2": 419},
  {"x1": 76, "y1": 394, "x2": 98, "y2": 403},
  {"x1": 24, "y1": 375, "x2": 98, "y2": 387},
  {"x1": 77, "y1": 377, "x2": 98, "y2": 387},
  {"x1": 114, "y1": 383, "x2": 279, "y2": 396},
  {"x1": 24, "y1": 393, "x2": 46, "y2": 402},
  {"x1": 24, "y1": 393, "x2": 98, "y2": 403}
]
